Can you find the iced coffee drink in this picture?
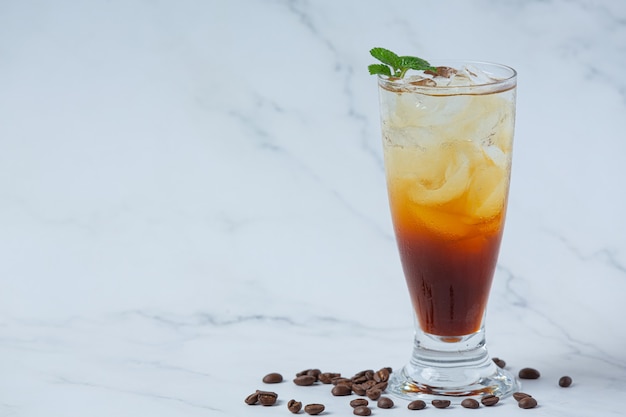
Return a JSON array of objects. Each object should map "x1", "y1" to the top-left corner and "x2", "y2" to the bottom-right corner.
[{"x1": 371, "y1": 52, "x2": 518, "y2": 401}]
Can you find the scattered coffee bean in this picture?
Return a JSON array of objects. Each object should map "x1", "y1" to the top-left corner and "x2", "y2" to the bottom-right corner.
[
  {"x1": 492, "y1": 357, "x2": 506, "y2": 368},
  {"x1": 304, "y1": 403, "x2": 325, "y2": 415},
  {"x1": 518, "y1": 396, "x2": 538, "y2": 409},
  {"x1": 518, "y1": 367, "x2": 541, "y2": 379},
  {"x1": 257, "y1": 390, "x2": 278, "y2": 406},
  {"x1": 352, "y1": 384, "x2": 366, "y2": 396},
  {"x1": 307, "y1": 369, "x2": 322, "y2": 381},
  {"x1": 408, "y1": 400, "x2": 426, "y2": 410},
  {"x1": 353, "y1": 406, "x2": 372, "y2": 416},
  {"x1": 332, "y1": 377, "x2": 352, "y2": 386},
  {"x1": 559, "y1": 376, "x2": 572, "y2": 387},
  {"x1": 461, "y1": 398, "x2": 480, "y2": 409},
  {"x1": 294, "y1": 375, "x2": 317, "y2": 386},
  {"x1": 262, "y1": 373, "x2": 283, "y2": 384},
  {"x1": 374, "y1": 367, "x2": 391, "y2": 383},
  {"x1": 513, "y1": 392, "x2": 532, "y2": 401},
  {"x1": 366, "y1": 388, "x2": 382, "y2": 400},
  {"x1": 481, "y1": 394, "x2": 499, "y2": 406},
  {"x1": 244, "y1": 391, "x2": 259, "y2": 405},
  {"x1": 352, "y1": 384, "x2": 367, "y2": 395},
  {"x1": 377, "y1": 396, "x2": 394, "y2": 409},
  {"x1": 350, "y1": 398, "x2": 369, "y2": 408},
  {"x1": 373, "y1": 381, "x2": 388, "y2": 392},
  {"x1": 432, "y1": 399, "x2": 451, "y2": 409},
  {"x1": 331, "y1": 384, "x2": 352, "y2": 396},
  {"x1": 319, "y1": 372, "x2": 340, "y2": 384},
  {"x1": 287, "y1": 399, "x2": 302, "y2": 414}
]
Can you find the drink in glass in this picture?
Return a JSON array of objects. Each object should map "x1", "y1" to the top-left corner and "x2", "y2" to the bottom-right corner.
[{"x1": 377, "y1": 61, "x2": 519, "y2": 401}]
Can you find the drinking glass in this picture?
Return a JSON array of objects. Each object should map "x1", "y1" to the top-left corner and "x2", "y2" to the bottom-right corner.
[{"x1": 377, "y1": 61, "x2": 518, "y2": 402}]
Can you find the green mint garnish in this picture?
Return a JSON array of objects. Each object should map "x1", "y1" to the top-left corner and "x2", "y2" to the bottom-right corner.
[{"x1": 368, "y1": 47, "x2": 436, "y2": 78}]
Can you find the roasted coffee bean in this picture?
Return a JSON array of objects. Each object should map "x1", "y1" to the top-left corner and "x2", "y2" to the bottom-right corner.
[
  {"x1": 294, "y1": 375, "x2": 317, "y2": 386},
  {"x1": 481, "y1": 394, "x2": 499, "y2": 406},
  {"x1": 377, "y1": 396, "x2": 394, "y2": 409},
  {"x1": 257, "y1": 390, "x2": 278, "y2": 406},
  {"x1": 353, "y1": 369, "x2": 373, "y2": 379},
  {"x1": 374, "y1": 367, "x2": 390, "y2": 383},
  {"x1": 365, "y1": 388, "x2": 382, "y2": 400},
  {"x1": 432, "y1": 399, "x2": 451, "y2": 409},
  {"x1": 513, "y1": 392, "x2": 532, "y2": 401},
  {"x1": 304, "y1": 403, "x2": 325, "y2": 415},
  {"x1": 360, "y1": 380, "x2": 376, "y2": 390},
  {"x1": 461, "y1": 398, "x2": 480, "y2": 409},
  {"x1": 353, "y1": 406, "x2": 372, "y2": 416},
  {"x1": 331, "y1": 384, "x2": 352, "y2": 396},
  {"x1": 559, "y1": 375, "x2": 572, "y2": 387},
  {"x1": 318, "y1": 372, "x2": 340, "y2": 384},
  {"x1": 352, "y1": 384, "x2": 366, "y2": 396},
  {"x1": 262, "y1": 373, "x2": 283, "y2": 384},
  {"x1": 332, "y1": 377, "x2": 352, "y2": 386},
  {"x1": 492, "y1": 357, "x2": 506, "y2": 368},
  {"x1": 352, "y1": 375, "x2": 368, "y2": 384},
  {"x1": 287, "y1": 399, "x2": 302, "y2": 414},
  {"x1": 364, "y1": 370, "x2": 375, "y2": 380},
  {"x1": 297, "y1": 369, "x2": 313, "y2": 377},
  {"x1": 244, "y1": 392, "x2": 259, "y2": 405},
  {"x1": 518, "y1": 396, "x2": 538, "y2": 409},
  {"x1": 308, "y1": 369, "x2": 321, "y2": 377},
  {"x1": 372, "y1": 381, "x2": 388, "y2": 392},
  {"x1": 518, "y1": 367, "x2": 540, "y2": 379},
  {"x1": 407, "y1": 400, "x2": 426, "y2": 410},
  {"x1": 350, "y1": 398, "x2": 369, "y2": 408}
]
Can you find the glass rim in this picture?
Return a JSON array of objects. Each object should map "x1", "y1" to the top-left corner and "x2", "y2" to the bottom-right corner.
[{"x1": 377, "y1": 60, "x2": 517, "y2": 95}]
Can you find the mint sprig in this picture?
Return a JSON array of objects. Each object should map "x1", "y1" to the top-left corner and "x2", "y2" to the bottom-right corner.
[{"x1": 368, "y1": 47, "x2": 436, "y2": 78}]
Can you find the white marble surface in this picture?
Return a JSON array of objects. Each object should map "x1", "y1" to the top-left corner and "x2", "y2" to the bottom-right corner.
[{"x1": 1, "y1": 0, "x2": 625, "y2": 416}]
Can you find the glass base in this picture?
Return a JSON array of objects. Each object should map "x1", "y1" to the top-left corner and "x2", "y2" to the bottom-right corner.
[{"x1": 388, "y1": 330, "x2": 519, "y2": 404}]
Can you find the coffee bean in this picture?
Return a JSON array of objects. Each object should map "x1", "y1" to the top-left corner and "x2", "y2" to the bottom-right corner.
[
  {"x1": 352, "y1": 375, "x2": 368, "y2": 384},
  {"x1": 287, "y1": 399, "x2": 302, "y2": 413},
  {"x1": 350, "y1": 398, "x2": 369, "y2": 408},
  {"x1": 372, "y1": 381, "x2": 388, "y2": 392},
  {"x1": 374, "y1": 367, "x2": 390, "y2": 383},
  {"x1": 461, "y1": 398, "x2": 480, "y2": 409},
  {"x1": 481, "y1": 394, "x2": 499, "y2": 406},
  {"x1": 294, "y1": 375, "x2": 317, "y2": 386},
  {"x1": 492, "y1": 357, "x2": 506, "y2": 368},
  {"x1": 304, "y1": 403, "x2": 325, "y2": 415},
  {"x1": 352, "y1": 384, "x2": 366, "y2": 396},
  {"x1": 559, "y1": 376, "x2": 572, "y2": 387},
  {"x1": 377, "y1": 396, "x2": 394, "y2": 409},
  {"x1": 307, "y1": 369, "x2": 322, "y2": 381},
  {"x1": 513, "y1": 392, "x2": 532, "y2": 401},
  {"x1": 244, "y1": 392, "x2": 259, "y2": 405},
  {"x1": 331, "y1": 384, "x2": 352, "y2": 396},
  {"x1": 365, "y1": 388, "x2": 382, "y2": 400},
  {"x1": 518, "y1": 367, "x2": 540, "y2": 379},
  {"x1": 257, "y1": 390, "x2": 278, "y2": 406},
  {"x1": 407, "y1": 400, "x2": 426, "y2": 410},
  {"x1": 353, "y1": 406, "x2": 372, "y2": 416},
  {"x1": 518, "y1": 396, "x2": 538, "y2": 409},
  {"x1": 262, "y1": 373, "x2": 283, "y2": 384},
  {"x1": 432, "y1": 399, "x2": 451, "y2": 409},
  {"x1": 332, "y1": 377, "x2": 352, "y2": 386},
  {"x1": 353, "y1": 369, "x2": 373, "y2": 379},
  {"x1": 319, "y1": 372, "x2": 340, "y2": 384},
  {"x1": 297, "y1": 369, "x2": 313, "y2": 377}
]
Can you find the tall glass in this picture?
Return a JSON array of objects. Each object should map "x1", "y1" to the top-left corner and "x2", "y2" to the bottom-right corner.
[{"x1": 377, "y1": 61, "x2": 518, "y2": 402}]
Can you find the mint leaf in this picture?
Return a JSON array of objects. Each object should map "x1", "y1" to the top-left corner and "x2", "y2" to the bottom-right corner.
[
  {"x1": 398, "y1": 56, "x2": 435, "y2": 72},
  {"x1": 368, "y1": 64, "x2": 392, "y2": 77},
  {"x1": 368, "y1": 47, "x2": 434, "y2": 78},
  {"x1": 370, "y1": 47, "x2": 400, "y2": 68}
]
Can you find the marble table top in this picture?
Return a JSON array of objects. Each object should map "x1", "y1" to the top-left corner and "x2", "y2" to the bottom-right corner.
[{"x1": 1, "y1": 0, "x2": 625, "y2": 416}]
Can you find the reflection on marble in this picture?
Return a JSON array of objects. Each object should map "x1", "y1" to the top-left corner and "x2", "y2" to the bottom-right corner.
[{"x1": 0, "y1": 0, "x2": 625, "y2": 415}]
